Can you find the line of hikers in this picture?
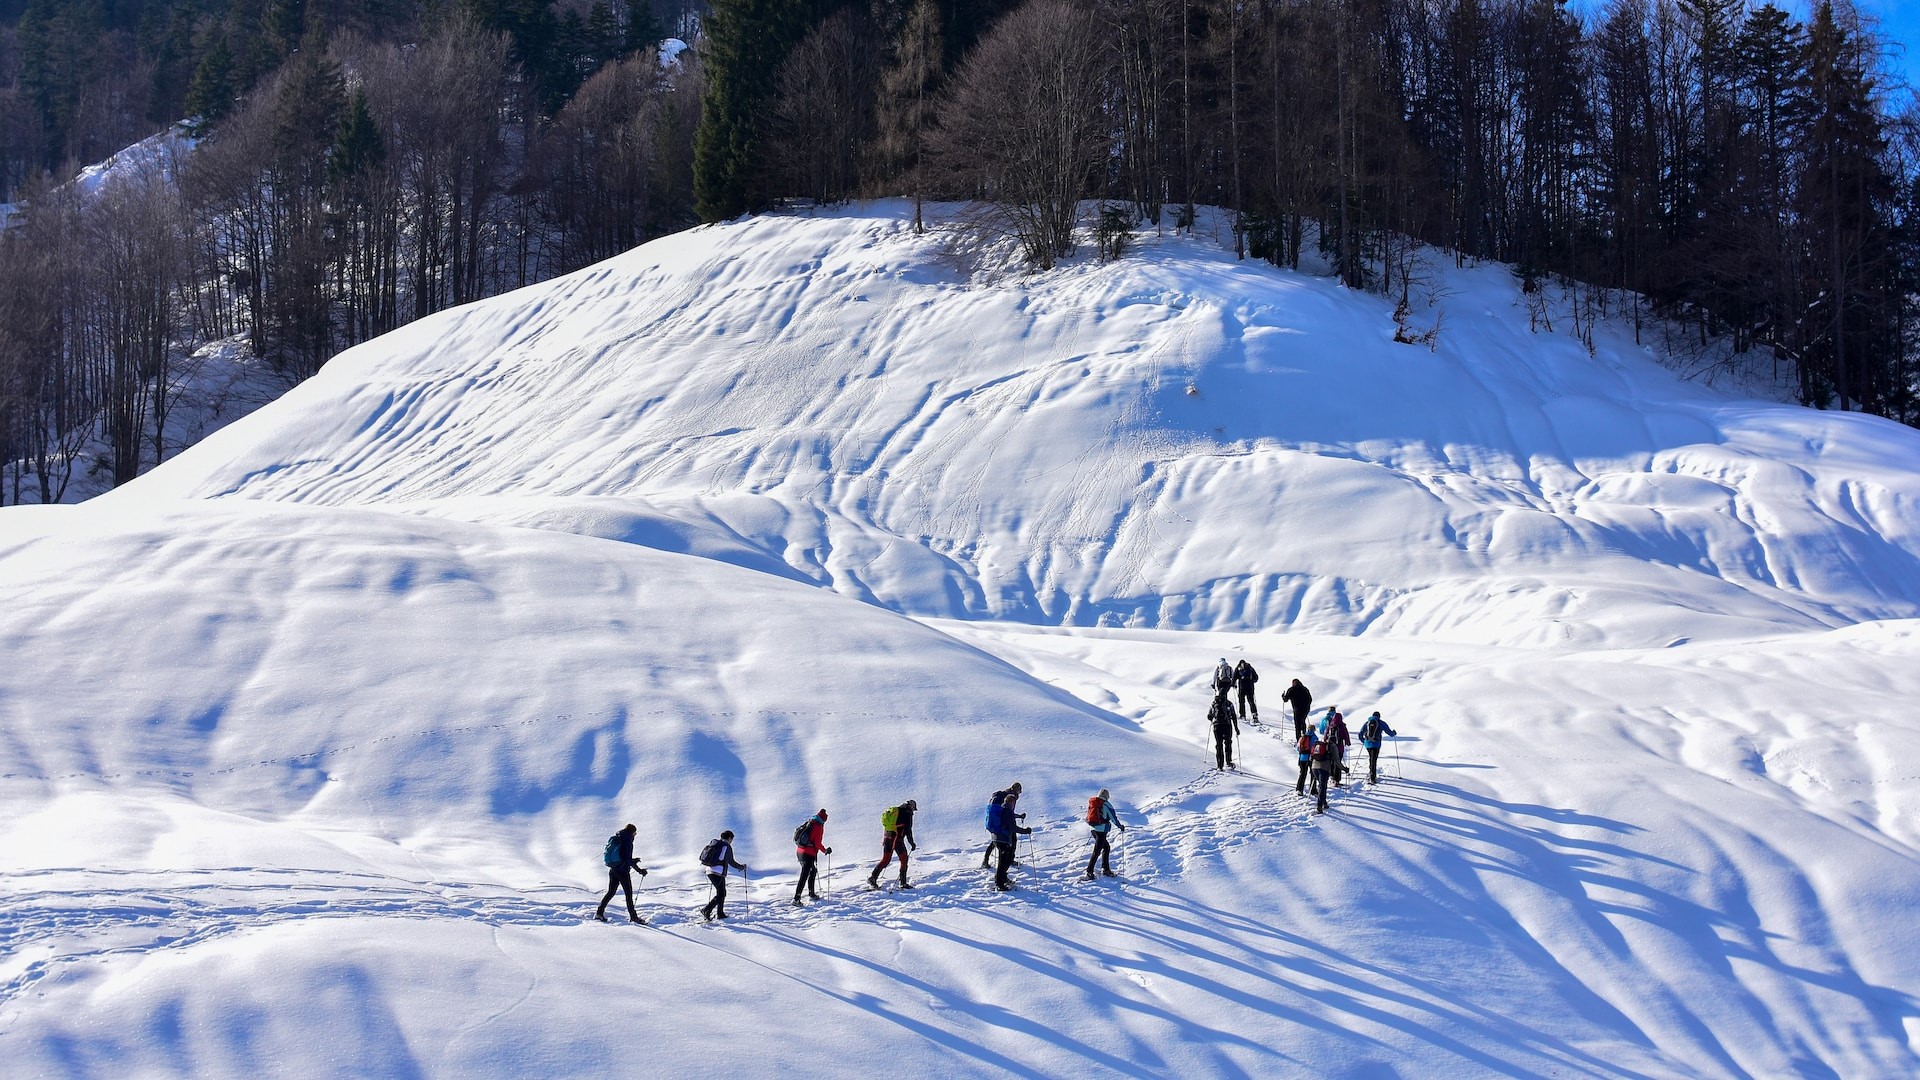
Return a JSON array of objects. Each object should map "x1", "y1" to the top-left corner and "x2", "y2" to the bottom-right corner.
[
  {"x1": 1208, "y1": 658, "x2": 1395, "y2": 812},
  {"x1": 593, "y1": 660, "x2": 1393, "y2": 921},
  {"x1": 594, "y1": 785, "x2": 1131, "y2": 922}
]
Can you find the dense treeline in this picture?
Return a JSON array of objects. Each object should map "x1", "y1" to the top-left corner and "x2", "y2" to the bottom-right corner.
[
  {"x1": 701, "y1": 0, "x2": 1920, "y2": 422},
  {"x1": 4, "y1": 0, "x2": 1919, "y2": 505},
  {"x1": 1, "y1": 0, "x2": 700, "y2": 502}
]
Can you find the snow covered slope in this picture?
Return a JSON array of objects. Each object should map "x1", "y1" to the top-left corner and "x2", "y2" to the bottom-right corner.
[
  {"x1": 5, "y1": 204, "x2": 1919, "y2": 1077},
  {"x1": 114, "y1": 206, "x2": 1920, "y2": 647}
]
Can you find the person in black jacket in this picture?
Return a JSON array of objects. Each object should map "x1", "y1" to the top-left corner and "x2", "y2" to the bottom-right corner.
[
  {"x1": 595, "y1": 823, "x2": 648, "y2": 923},
  {"x1": 868, "y1": 800, "x2": 918, "y2": 889},
  {"x1": 700, "y1": 830, "x2": 748, "y2": 921},
  {"x1": 1209, "y1": 688, "x2": 1239, "y2": 770},
  {"x1": 1281, "y1": 679, "x2": 1313, "y2": 740},
  {"x1": 1233, "y1": 659, "x2": 1260, "y2": 722}
]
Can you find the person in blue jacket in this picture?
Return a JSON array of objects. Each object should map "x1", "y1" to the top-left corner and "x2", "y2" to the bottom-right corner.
[
  {"x1": 1294, "y1": 727, "x2": 1316, "y2": 795},
  {"x1": 987, "y1": 790, "x2": 1031, "y2": 891},
  {"x1": 1358, "y1": 711, "x2": 1398, "y2": 783}
]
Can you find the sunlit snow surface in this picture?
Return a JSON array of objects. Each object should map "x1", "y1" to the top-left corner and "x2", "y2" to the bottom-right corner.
[{"x1": 3, "y1": 204, "x2": 1918, "y2": 1077}]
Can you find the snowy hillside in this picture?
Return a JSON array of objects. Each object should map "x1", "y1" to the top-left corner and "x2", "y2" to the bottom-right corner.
[{"x1": 4, "y1": 204, "x2": 1920, "y2": 1077}]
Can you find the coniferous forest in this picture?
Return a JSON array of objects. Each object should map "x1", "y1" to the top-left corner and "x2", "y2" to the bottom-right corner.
[{"x1": 2, "y1": 0, "x2": 1917, "y2": 502}]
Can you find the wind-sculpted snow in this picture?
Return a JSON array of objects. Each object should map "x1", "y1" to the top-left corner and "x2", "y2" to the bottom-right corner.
[
  {"x1": 6, "y1": 206, "x2": 1920, "y2": 1077},
  {"x1": 111, "y1": 205, "x2": 1920, "y2": 647}
]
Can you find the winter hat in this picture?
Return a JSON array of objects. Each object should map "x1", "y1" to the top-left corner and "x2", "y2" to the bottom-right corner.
[
  {"x1": 1098, "y1": 788, "x2": 1110, "y2": 799},
  {"x1": 621, "y1": 823, "x2": 637, "y2": 834},
  {"x1": 720, "y1": 830, "x2": 734, "y2": 840},
  {"x1": 904, "y1": 799, "x2": 917, "y2": 810},
  {"x1": 817, "y1": 809, "x2": 829, "y2": 819}
]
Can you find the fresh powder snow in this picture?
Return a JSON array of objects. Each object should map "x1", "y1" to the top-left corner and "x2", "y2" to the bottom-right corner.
[{"x1": 2, "y1": 202, "x2": 1917, "y2": 1077}]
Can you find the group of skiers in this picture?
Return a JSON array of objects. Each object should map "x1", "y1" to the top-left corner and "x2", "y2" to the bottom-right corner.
[
  {"x1": 1208, "y1": 657, "x2": 1395, "y2": 813},
  {"x1": 594, "y1": 658, "x2": 1394, "y2": 922}
]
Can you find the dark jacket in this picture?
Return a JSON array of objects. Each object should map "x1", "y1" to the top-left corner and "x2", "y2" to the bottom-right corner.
[
  {"x1": 1234, "y1": 660, "x2": 1258, "y2": 687},
  {"x1": 888, "y1": 804, "x2": 917, "y2": 846},
  {"x1": 987, "y1": 801, "x2": 1029, "y2": 843},
  {"x1": 1282, "y1": 681, "x2": 1312, "y2": 713},
  {"x1": 1208, "y1": 694, "x2": 1238, "y2": 734},
  {"x1": 611, "y1": 830, "x2": 642, "y2": 872}
]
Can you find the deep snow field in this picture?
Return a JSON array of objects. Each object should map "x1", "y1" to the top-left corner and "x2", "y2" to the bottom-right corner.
[{"x1": 3, "y1": 204, "x2": 1919, "y2": 1077}]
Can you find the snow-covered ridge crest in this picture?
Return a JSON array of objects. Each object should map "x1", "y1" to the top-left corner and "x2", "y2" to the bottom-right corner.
[{"x1": 110, "y1": 202, "x2": 1920, "y2": 647}]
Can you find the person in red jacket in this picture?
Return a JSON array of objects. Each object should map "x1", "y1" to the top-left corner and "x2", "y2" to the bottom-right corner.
[{"x1": 793, "y1": 809, "x2": 831, "y2": 905}]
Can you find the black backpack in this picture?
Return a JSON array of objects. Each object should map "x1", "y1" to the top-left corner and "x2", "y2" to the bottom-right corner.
[
  {"x1": 699, "y1": 838, "x2": 724, "y2": 866},
  {"x1": 793, "y1": 819, "x2": 813, "y2": 846}
]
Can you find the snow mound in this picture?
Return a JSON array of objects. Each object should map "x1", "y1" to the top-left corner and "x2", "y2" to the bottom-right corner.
[{"x1": 112, "y1": 204, "x2": 1920, "y2": 647}]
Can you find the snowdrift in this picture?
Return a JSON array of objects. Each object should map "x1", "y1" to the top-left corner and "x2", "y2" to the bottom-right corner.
[{"x1": 5, "y1": 204, "x2": 1920, "y2": 1077}]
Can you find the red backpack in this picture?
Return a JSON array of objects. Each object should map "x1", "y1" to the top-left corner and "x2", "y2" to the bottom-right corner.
[{"x1": 1086, "y1": 797, "x2": 1104, "y2": 825}]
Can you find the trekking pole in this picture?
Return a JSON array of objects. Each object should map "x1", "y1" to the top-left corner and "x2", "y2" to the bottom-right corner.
[
  {"x1": 1393, "y1": 736, "x2": 1403, "y2": 780},
  {"x1": 827, "y1": 850, "x2": 833, "y2": 894}
]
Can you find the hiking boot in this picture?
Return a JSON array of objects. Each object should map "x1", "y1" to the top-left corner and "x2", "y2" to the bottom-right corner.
[
  {"x1": 1082, "y1": 871, "x2": 1094, "y2": 881},
  {"x1": 629, "y1": 915, "x2": 645, "y2": 924},
  {"x1": 809, "y1": 892, "x2": 822, "y2": 900},
  {"x1": 702, "y1": 910, "x2": 714, "y2": 922},
  {"x1": 897, "y1": 881, "x2": 914, "y2": 889},
  {"x1": 1101, "y1": 870, "x2": 1116, "y2": 877},
  {"x1": 594, "y1": 911, "x2": 609, "y2": 922},
  {"x1": 791, "y1": 897, "x2": 804, "y2": 907},
  {"x1": 868, "y1": 875, "x2": 880, "y2": 889}
]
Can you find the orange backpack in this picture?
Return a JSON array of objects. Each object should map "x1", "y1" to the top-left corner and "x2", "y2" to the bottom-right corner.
[{"x1": 1086, "y1": 797, "x2": 1104, "y2": 825}]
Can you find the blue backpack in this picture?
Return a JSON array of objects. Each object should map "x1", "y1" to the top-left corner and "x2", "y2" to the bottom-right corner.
[{"x1": 602, "y1": 833, "x2": 622, "y2": 867}]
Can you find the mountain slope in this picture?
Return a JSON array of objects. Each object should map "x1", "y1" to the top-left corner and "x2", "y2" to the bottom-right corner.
[
  {"x1": 113, "y1": 205, "x2": 1920, "y2": 646},
  {"x1": 4, "y1": 204, "x2": 1919, "y2": 1078}
]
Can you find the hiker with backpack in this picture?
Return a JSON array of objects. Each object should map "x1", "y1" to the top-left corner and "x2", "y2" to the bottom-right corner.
[
  {"x1": 868, "y1": 800, "x2": 918, "y2": 889},
  {"x1": 980, "y1": 783, "x2": 1027, "y2": 868},
  {"x1": 1320, "y1": 707, "x2": 1351, "y2": 780},
  {"x1": 699, "y1": 830, "x2": 748, "y2": 921},
  {"x1": 595, "y1": 823, "x2": 649, "y2": 924},
  {"x1": 987, "y1": 790, "x2": 1032, "y2": 891},
  {"x1": 792, "y1": 809, "x2": 832, "y2": 906},
  {"x1": 1281, "y1": 679, "x2": 1313, "y2": 739},
  {"x1": 1208, "y1": 687, "x2": 1239, "y2": 770},
  {"x1": 1310, "y1": 726, "x2": 1336, "y2": 813},
  {"x1": 1358, "y1": 711, "x2": 1397, "y2": 783},
  {"x1": 1233, "y1": 659, "x2": 1260, "y2": 722},
  {"x1": 1083, "y1": 789, "x2": 1125, "y2": 880},
  {"x1": 1295, "y1": 727, "x2": 1316, "y2": 795},
  {"x1": 1211, "y1": 657, "x2": 1236, "y2": 698}
]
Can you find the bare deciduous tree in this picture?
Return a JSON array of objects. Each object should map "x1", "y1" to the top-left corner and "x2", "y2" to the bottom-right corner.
[{"x1": 929, "y1": 0, "x2": 1114, "y2": 268}]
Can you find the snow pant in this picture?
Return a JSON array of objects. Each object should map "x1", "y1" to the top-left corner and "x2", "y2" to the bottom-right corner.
[
  {"x1": 703, "y1": 873, "x2": 729, "y2": 918},
  {"x1": 1213, "y1": 726, "x2": 1235, "y2": 769},
  {"x1": 1238, "y1": 685, "x2": 1258, "y2": 720},
  {"x1": 1292, "y1": 708, "x2": 1309, "y2": 741},
  {"x1": 1296, "y1": 760, "x2": 1310, "y2": 793},
  {"x1": 597, "y1": 865, "x2": 638, "y2": 920},
  {"x1": 1311, "y1": 763, "x2": 1331, "y2": 811},
  {"x1": 795, "y1": 853, "x2": 820, "y2": 900},
  {"x1": 872, "y1": 832, "x2": 910, "y2": 883},
  {"x1": 994, "y1": 839, "x2": 1017, "y2": 889},
  {"x1": 1086, "y1": 830, "x2": 1113, "y2": 876},
  {"x1": 1367, "y1": 745, "x2": 1382, "y2": 782}
]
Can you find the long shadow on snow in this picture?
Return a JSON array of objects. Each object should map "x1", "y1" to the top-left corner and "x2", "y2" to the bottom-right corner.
[{"x1": 1351, "y1": 780, "x2": 1920, "y2": 1075}]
